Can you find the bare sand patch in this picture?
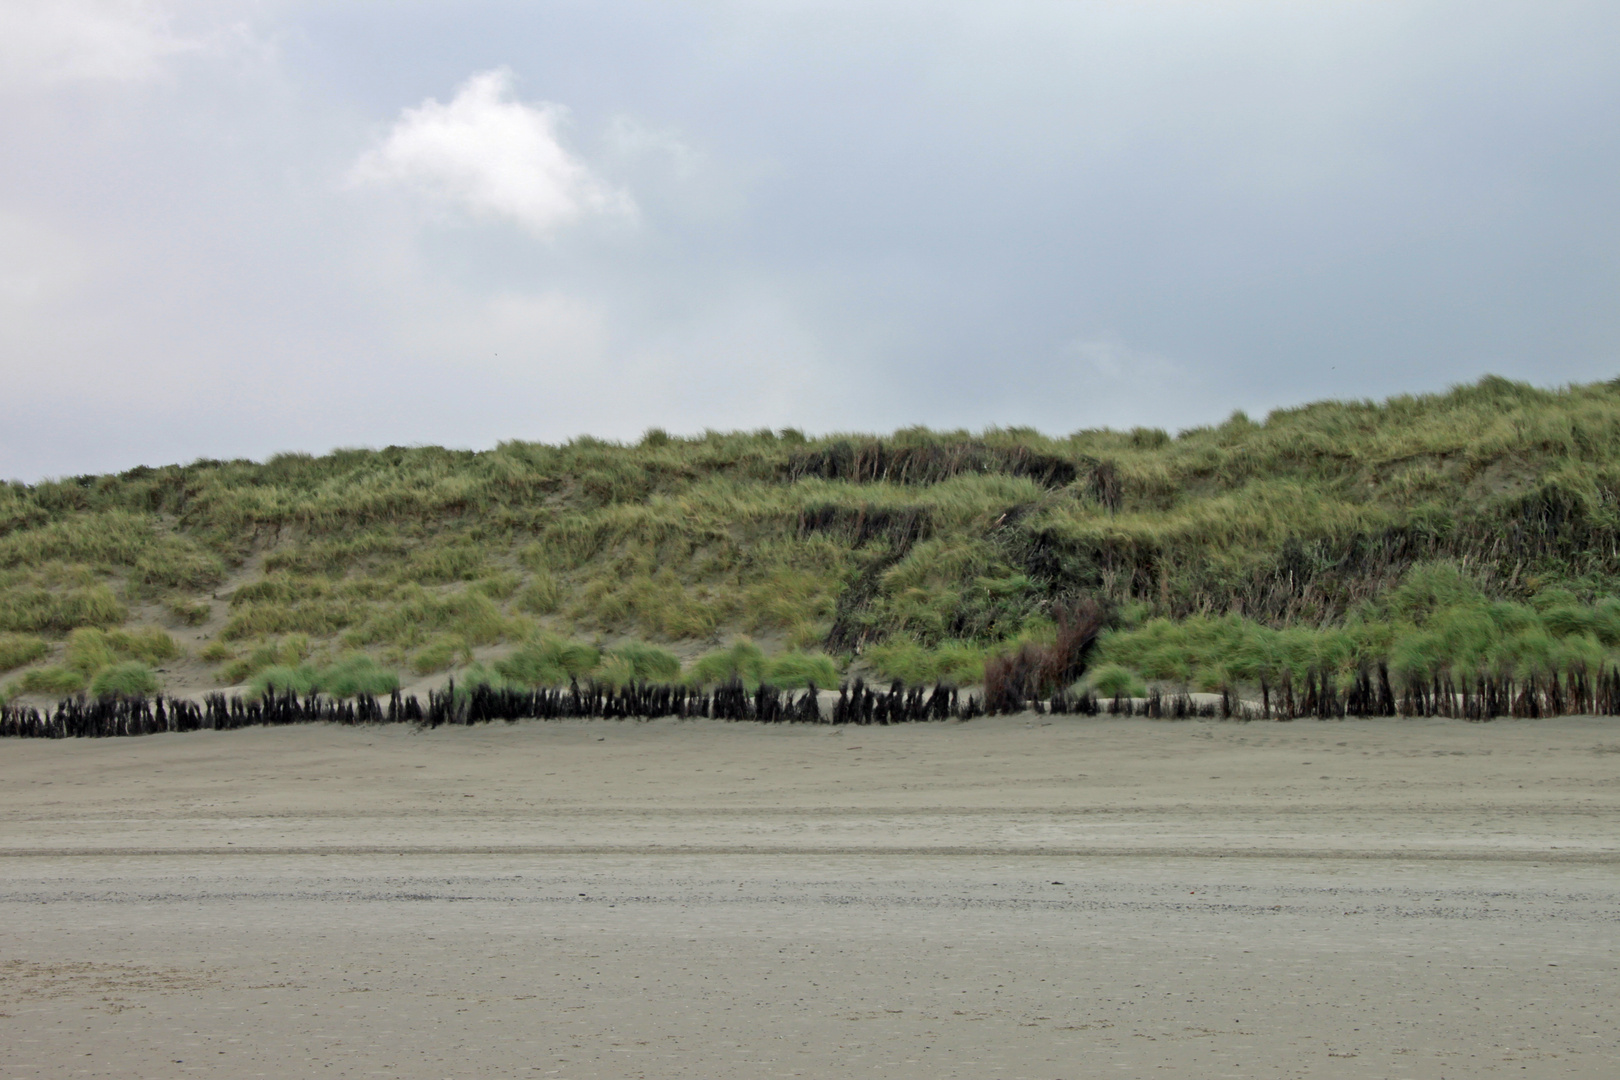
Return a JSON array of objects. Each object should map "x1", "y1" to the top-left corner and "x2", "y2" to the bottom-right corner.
[{"x1": 2, "y1": 715, "x2": 1617, "y2": 1076}]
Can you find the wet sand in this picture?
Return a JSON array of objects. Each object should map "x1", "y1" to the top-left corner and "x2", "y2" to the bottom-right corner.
[{"x1": 2, "y1": 714, "x2": 1617, "y2": 1077}]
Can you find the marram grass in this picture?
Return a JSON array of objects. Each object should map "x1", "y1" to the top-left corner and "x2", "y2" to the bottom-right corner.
[
  {"x1": 0, "y1": 634, "x2": 47, "y2": 673},
  {"x1": 8, "y1": 375, "x2": 1620, "y2": 705},
  {"x1": 90, "y1": 661, "x2": 161, "y2": 699},
  {"x1": 246, "y1": 655, "x2": 399, "y2": 699}
]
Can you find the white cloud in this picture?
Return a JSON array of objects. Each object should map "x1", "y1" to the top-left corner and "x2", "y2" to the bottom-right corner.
[
  {"x1": 350, "y1": 69, "x2": 635, "y2": 236},
  {"x1": 0, "y1": 0, "x2": 199, "y2": 87}
]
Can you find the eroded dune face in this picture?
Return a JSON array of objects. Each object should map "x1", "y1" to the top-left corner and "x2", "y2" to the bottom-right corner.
[{"x1": 2, "y1": 715, "x2": 1617, "y2": 1077}]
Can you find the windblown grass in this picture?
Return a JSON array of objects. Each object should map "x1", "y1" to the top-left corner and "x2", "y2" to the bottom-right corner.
[
  {"x1": 1083, "y1": 663, "x2": 1148, "y2": 698},
  {"x1": 0, "y1": 634, "x2": 47, "y2": 673},
  {"x1": 7, "y1": 375, "x2": 1620, "y2": 704},
  {"x1": 686, "y1": 640, "x2": 840, "y2": 689},
  {"x1": 756, "y1": 649, "x2": 841, "y2": 689},
  {"x1": 15, "y1": 666, "x2": 87, "y2": 695},
  {"x1": 90, "y1": 661, "x2": 160, "y2": 698},
  {"x1": 606, "y1": 641, "x2": 682, "y2": 683},
  {"x1": 315, "y1": 655, "x2": 401, "y2": 697},
  {"x1": 495, "y1": 637, "x2": 601, "y2": 686},
  {"x1": 864, "y1": 639, "x2": 988, "y2": 685},
  {"x1": 410, "y1": 634, "x2": 470, "y2": 675},
  {"x1": 0, "y1": 581, "x2": 126, "y2": 634},
  {"x1": 165, "y1": 598, "x2": 211, "y2": 626},
  {"x1": 65, "y1": 627, "x2": 179, "y2": 673},
  {"x1": 246, "y1": 655, "x2": 399, "y2": 699},
  {"x1": 221, "y1": 635, "x2": 311, "y2": 684},
  {"x1": 1087, "y1": 561, "x2": 1620, "y2": 698}
]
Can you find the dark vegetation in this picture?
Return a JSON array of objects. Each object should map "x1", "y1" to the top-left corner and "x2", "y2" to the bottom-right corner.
[
  {"x1": 983, "y1": 600, "x2": 1107, "y2": 713},
  {"x1": 7, "y1": 375, "x2": 1620, "y2": 722},
  {"x1": 0, "y1": 681, "x2": 967, "y2": 738}
]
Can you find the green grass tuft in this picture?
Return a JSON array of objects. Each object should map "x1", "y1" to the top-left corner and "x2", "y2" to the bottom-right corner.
[
  {"x1": 865, "y1": 639, "x2": 987, "y2": 685},
  {"x1": 447, "y1": 662, "x2": 529, "y2": 701},
  {"x1": 165, "y1": 598, "x2": 212, "y2": 626},
  {"x1": 397, "y1": 541, "x2": 487, "y2": 584},
  {"x1": 198, "y1": 641, "x2": 234, "y2": 663},
  {"x1": 688, "y1": 641, "x2": 766, "y2": 687},
  {"x1": 410, "y1": 634, "x2": 469, "y2": 675},
  {"x1": 0, "y1": 633, "x2": 47, "y2": 673},
  {"x1": 247, "y1": 655, "x2": 399, "y2": 699},
  {"x1": 0, "y1": 584, "x2": 127, "y2": 634},
  {"x1": 248, "y1": 664, "x2": 319, "y2": 697},
  {"x1": 495, "y1": 637, "x2": 601, "y2": 686},
  {"x1": 221, "y1": 636, "x2": 311, "y2": 684},
  {"x1": 90, "y1": 661, "x2": 161, "y2": 698},
  {"x1": 317, "y1": 655, "x2": 401, "y2": 697},
  {"x1": 516, "y1": 573, "x2": 562, "y2": 614},
  {"x1": 605, "y1": 641, "x2": 682, "y2": 682},
  {"x1": 18, "y1": 665, "x2": 88, "y2": 695},
  {"x1": 65, "y1": 627, "x2": 180, "y2": 674},
  {"x1": 1083, "y1": 663, "x2": 1147, "y2": 698},
  {"x1": 762, "y1": 651, "x2": 840, "y2": 689}
]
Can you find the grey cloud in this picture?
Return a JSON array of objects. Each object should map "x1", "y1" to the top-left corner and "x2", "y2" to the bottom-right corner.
[{"x1": 2, "y1": 1, "x2": 1618, "y2": 479}]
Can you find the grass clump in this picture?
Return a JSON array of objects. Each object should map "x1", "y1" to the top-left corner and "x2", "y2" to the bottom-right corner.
[
  {"x1": 248, "y1": 664, "x2": 319, "y2": 697},
  {"x1": 344, "y1": 587, "x2": 514, "y2": 650},
  {"x1": 516, "y1": 573, "x2": 562, "y2": 614},
  {"x1": 64, "y1": 627, "x2": 180, "y2": 673},
  {"x1": 571, "y1": 569, "x2": 734, "y2": 639},
  {"x1": 1084, "y1": 559, "x2": 1620, "y2": 696},
  {"x1": 397, "y1": 541, "x2": 486, "y2": 584},
  {"x1": 4, "y1": 629, "x2": 176, "y2": 698},
  {"x1": 865, "y1": 639, "x2": 987, "y2": 685},
  {"x1": 474, "y1": 571, "x2": 522, "y2": 601},
  {"x1": 1083, "y1": 663, "x2": 1147, "y2": 699},
  {"x1": 688, "y1": 641, "x2": 766, "y2": 686},
  {"x1": 246, "y1": 655, "x2": 399, "y2": 699},
  {"x1": 0, "y1": 583, "x2": 127, "y2": 634},
  {"x1": 0, "y1": 633, "x2": 47, "y2": 673},
  {"x1": 15, "y1": 666, "x2": 87, "y2": 695},
  {"x1": 199, "y1": 641, "x2": 234, "y2": 662},
  {"x1": 761, "y1": 650, "x2": 840, "y2": 689},
  {"x1": 447, "y1": 661, "x2": 525, "y2": 701},
  {"x1": 130, "y1": 538, "x2": 224, "y2": 592},
  {"x1": 222, "y1": 599, "x2": 356, "y2": 641},
  {"x1": 90, "y1": 661, "x2": 161, "y2": 698},
  {"x1": 165, "y1": 598, "x2": 212, "y2": 626},
  {"x1": 686, "y1": 640, "x2": 839, "y2": 688},
  {"x1": 221, "y1": 635, "x2": 311, "y2": 684},
  {"x1": 604, "y1": 641, "x2": 682, "y2": 682},
  {"x1": 410, "y1": 634, "x2": 470, "y2": 674},
  {"x1": 495, "y1": 637, "x2": 601, "y2": 686},
  {"x1": 317, "y1": 655, "x2": 401, "y2": 697}
]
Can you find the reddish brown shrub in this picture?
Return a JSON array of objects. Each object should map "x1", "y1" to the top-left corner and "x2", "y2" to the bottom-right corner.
[{"x1": 983, "y1": 599, "x2": 1107, "y2": 713}]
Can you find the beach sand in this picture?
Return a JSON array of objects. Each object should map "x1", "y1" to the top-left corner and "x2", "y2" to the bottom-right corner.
[{"x1": 2, "y1": 714, "x2": 1617, "y2": 1077}]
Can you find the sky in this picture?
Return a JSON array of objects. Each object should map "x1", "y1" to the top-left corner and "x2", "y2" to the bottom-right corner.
[{"x1": 3, "y1": 0, "x2": 1619, "y2": 481}]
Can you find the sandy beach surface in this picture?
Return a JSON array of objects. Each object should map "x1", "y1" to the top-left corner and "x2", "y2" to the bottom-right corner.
[{"x1": 2, "y1": 713, "x2": 1617, "y2": 1078}]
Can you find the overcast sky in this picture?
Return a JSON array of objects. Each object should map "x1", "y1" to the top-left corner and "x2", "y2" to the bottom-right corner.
[{"x1": 3, "y1": 1, "x2": 1618, "y2": 480}]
